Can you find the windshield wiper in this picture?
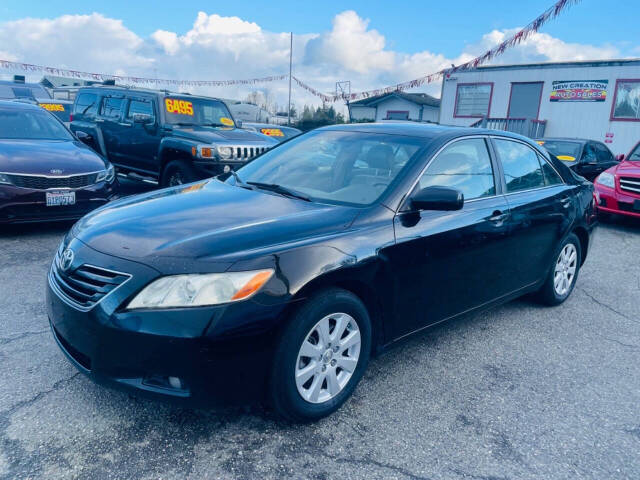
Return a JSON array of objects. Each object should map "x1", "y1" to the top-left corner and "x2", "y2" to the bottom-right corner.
[
  {"x1": 227, "y1": 170, "x2": 253, "y2": 190},
  {"x1": 201, "y1": 122, "x2": 227, "y2": 128},
  {"x1": 174, "y1": 122, "x2": 196, "y2": 126},
  {"x1": 246, "y1": 182, "x2": 311, "y2": 202}
]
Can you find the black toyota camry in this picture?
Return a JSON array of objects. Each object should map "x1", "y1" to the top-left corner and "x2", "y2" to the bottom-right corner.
[{"x1": 47, "y1": 123, "x2": 596, "y2": 421}]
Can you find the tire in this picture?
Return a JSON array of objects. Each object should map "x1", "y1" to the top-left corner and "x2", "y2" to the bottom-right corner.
[
  {"x1": 269, "y1": 288, "x2": 372, "y2": 422},
  {"x1": 536, "y1": 233, "x2": 582, "y2": 306},
  {"x1": 161, "y1": 160, "x2": 198, "y2": 188}
]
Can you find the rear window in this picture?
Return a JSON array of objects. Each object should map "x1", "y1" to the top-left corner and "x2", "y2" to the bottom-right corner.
[
  {"x1": 537, "y1": 140, "x2": 581, "y2": 162},
  {"x1": 74, "y1": 93, "x2": 98, "y2": 119},
  {"x1": 38, "y1": 103, "x2": 71, "y2": 122}
]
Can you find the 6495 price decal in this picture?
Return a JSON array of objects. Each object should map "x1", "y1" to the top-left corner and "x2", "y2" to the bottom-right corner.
[{"x1": 165, "y1": 99, "x2": 194, "y2": 115}]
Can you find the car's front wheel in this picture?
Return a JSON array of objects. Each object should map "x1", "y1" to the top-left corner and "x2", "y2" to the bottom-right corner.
[
  {"x1": 537, "y1": 233, "x2": 582, "y2": 305},
  {"x1": 269, "y1": 288, "x2": 371, "y2": 422},
  {"x1": 161, "y1": 160, "x2": 198, "y2": 188}
]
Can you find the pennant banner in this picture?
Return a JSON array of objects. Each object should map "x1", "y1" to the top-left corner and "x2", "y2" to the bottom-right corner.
[
  {"x1": 0, "y1": 0, "x2": 580, "y2": 101},
  {"x1": 0, "y1": 59, "x2": 287, "y2": 87},
  {"x1": 296, "y1": 0, "x2": 582, "y2": 102}
]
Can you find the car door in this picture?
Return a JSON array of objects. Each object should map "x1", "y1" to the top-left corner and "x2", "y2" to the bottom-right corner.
[
  {"x1": 96, "y1": 95, "x2": 125, "y2": 163},
  {"x1": 115, "y1": 95, "x2": 161, "y2": 174},
  {"x1": 576, "y1": 142, "x2": 600, "y2": 181},
  {"x1": 389, "y1": 136, "x2": 512, "y2": 339},
  {"x1": 593, "y1": 142, "x2": 618, "y2": 176},
  {"x1": 492, "y1": 137, "x2": 575, "y2": 289}
]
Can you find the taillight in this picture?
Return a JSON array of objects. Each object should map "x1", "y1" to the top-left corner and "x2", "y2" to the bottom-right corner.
[{"x1": 69, "y1": 113, "x2": 74, "y2": 122}]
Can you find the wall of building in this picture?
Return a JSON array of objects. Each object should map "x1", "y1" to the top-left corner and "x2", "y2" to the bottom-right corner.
[
  {"x1": 440, "y1": 62, "x2": 640, "y2": 155},
  {"x1": 350, "y1": 98, "x2": 440, "y2": 123}
]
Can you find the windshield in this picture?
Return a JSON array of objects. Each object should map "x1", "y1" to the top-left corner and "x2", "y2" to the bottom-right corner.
[
  {"x1": 233, "y1": 130, "x2": 424, "y2": 206},
  {"x1": 538, "y1": 140, "x2": 581, "y2": 161},
  {"x1": 163, "y1": 97, "x2": 235, "y2": 127},
  {"x1": 0, "y1": 108, "x2": 74, "y2": 140},
  {"x1": 629, "y1": 144, "x2": 640, "y2": 161}
]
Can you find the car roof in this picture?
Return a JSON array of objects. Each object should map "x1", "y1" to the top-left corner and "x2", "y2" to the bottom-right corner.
[
  {"x1": 0, "y1": 99, "x2": 43, "y2": 111},
  {"x1": 320, "y1": 122, "x2": 534, "y2": 143},
  {"x1": 77, "y1": 85, "x2": 225, "y2": 102},
  {"x1": 535, "y1": 137, "x2": 589, "y2": 144}
]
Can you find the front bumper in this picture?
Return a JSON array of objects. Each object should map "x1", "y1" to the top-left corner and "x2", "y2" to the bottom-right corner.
[
  {"x1": 0, "y1": 180, "x2": 118, "y2": 223},
  {"x1": 46, "y1": 239, "x2": 282, "y2": 406},
  {"x1": 595, "y1": 183, "x2": 640, "y2": 219}
]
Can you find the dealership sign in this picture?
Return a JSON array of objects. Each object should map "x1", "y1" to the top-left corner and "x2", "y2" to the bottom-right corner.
[{"x1": 550, "y1": 80, "x2": 608, "y2": 102}]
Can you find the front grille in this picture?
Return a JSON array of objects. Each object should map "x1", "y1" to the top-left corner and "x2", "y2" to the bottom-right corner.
[
  {"x1": 50, "y1": 255, "x2": 130, "y2": 310},
  {"x1": 620, "y1": 177, "x2": 640, "y2": 196},
  {"x1": 227, "y1": 145, "x2": 270, "y2": 161},
  {"x1": 6, "y1": 172, "x2": 98, "y2": 190}
]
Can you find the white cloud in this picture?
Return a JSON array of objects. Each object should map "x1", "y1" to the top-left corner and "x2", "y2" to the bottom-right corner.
[{"x1": 0, "y1": 11, "x2": 627, "y2": 111}]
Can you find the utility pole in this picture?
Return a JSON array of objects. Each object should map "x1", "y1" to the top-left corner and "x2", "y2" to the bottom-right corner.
[{"x1": 288, "y1": 32, "x2": 292, "y2": 126}]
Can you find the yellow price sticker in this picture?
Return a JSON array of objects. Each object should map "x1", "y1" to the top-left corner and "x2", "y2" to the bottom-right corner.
[
  {"x1": 165, "y1": 98, "x2": 194, "y2": 116},
  {"x1": 219, "y1": 117, "x2": 234, "y2": 127},
  {"x1": 260, "y1": 128, "x2": 284, "y2": 137},
  {"x1": 557, "y1": 155, "x2": 576, "y2": 162},
  {"x1": 39, "y1": 103, "x2": 65, "y2": 112}
]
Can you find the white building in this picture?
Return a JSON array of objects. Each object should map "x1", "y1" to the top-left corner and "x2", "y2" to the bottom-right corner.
[
  {"x1": 439, "y1": 59, "x2": 640, "y2": 155},
  {"x1": 349, "y1": 92, "x2": 440, "y2": 123}
]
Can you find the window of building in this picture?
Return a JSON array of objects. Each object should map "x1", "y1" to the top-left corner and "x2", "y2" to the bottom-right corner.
[
  {"x1": 418, "y1": 138, "x2": 496, "y2": 200},
  {"x1": 454, "y1": 83, "x2": 493, "y2": 118},
  {"x1": 611, "y1": 79, "x2": 640, "y2": 121},
  {"x1": 386, "y1": 110, "x2": 409, "y2": 120},
  {"x1": 494, "y1": 139, "x2": 546, "y2": 193}
]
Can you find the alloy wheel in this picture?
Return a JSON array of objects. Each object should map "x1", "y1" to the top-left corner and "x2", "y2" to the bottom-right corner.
[
  {"x1": 168, "y1": 171, "x2": 184, "y2": 186},
  {"x1": 554, "y1": 243, "x2": 577, "y2": 296},
  {"x1": 295, "y1": 312, "x2": 361, "y2": 404}
]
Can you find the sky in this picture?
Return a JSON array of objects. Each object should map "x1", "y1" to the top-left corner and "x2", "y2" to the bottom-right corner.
[{"x1": 0, "y1": 0, "x2": 637, "y2": 111}]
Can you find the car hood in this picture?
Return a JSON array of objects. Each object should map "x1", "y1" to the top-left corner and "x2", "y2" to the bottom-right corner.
[
  {"x1": 0, "y1": 139, "x2": 107, "y2": 175},
  {"x1": 171, "y1": 126, "x2": 278, "y2": 145},
  {"x1": 73, "y1": 180, "x2": 358, "y2": 270},
  {"x1": 613, "y1": 160, "x2": 640, "y2": 176}
]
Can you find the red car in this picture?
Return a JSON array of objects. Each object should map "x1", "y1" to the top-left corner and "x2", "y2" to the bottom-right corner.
[{"x1": 594, "y1": 141, "x2": 640, "y2": 218}]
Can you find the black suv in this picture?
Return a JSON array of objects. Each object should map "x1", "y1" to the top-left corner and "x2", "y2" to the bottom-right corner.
[{"x1": 70, "y1": 86, "x2": 278, "y2": 187}]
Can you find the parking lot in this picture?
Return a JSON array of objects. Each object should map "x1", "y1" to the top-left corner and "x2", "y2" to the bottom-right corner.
[{"x1": 1, "y1": 184, "x2": 639, "y2": 479}]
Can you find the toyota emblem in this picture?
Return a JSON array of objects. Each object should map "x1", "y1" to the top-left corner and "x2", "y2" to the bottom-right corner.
[{"x1": 60, "y1": 249, "x2": 75, "y2": 271}]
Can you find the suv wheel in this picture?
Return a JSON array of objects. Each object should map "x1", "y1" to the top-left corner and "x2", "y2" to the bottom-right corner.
[
  {"x1": 161, "y1": 160, "x2": 197, "y2": 187},
  {"x1": 536, "y1": 233, "x2": 581, "y2": 306},
  {"x1": 269, "y1": 288, "x2": 372, "y2": 422}
]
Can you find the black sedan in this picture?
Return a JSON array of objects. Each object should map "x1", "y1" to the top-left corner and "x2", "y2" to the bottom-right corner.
[
  {"x1": 47, "y1": 123, "x2": 596, "y2": 421},
  {"x1": 535, "y1": 137, "x2": 619, "y2": 181},
  {"x1": 0, "y1": 101, "x2": 118, "y2": 223}
]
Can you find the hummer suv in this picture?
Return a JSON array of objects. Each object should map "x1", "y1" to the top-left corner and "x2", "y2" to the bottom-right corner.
[{"x1": 70, "y1": 85, "x2": 277, "y2": 187}]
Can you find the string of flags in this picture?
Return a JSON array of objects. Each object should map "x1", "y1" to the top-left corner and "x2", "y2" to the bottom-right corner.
[{"x1": 0, "y1": 0, "x2": 580, "y2": 102}]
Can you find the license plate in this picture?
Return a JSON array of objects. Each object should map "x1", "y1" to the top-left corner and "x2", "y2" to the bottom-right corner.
[
  {"x1": 46, "y1": 191, "x2": 76, "y2": 207},
  {"x1": 634, "y1": 200, "x2": 640, "y2": 212}
]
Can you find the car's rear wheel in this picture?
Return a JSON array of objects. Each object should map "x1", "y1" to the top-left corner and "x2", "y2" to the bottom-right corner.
[
  {"x1": 537, "y1": 233, "x2": 581, "y2": 306},
  {"x1": 269, "y1": 288, "x2": 371, "y2": 422},
  {"x1": 161, "y1": 160, "x2": 197, "y2": 187}
]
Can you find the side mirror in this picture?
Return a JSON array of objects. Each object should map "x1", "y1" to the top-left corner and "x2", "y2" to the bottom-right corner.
[
  {"x1": 75, "y1": 130, "x2": 93, "y2": 144},
  {"x1": 133, "y1": 113, "x2": 154, "y2": 125},
  {"x1": 615, "y1": 154, "x2": 625, "y2": 161},
  {"x1": 410, "y1": 186, "x2": 464, "y2": 211}
]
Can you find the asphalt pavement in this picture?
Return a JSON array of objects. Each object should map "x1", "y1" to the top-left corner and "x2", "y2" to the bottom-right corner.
[{"x1": 1, "y1": 182, "x2": 639, "y2": 480}]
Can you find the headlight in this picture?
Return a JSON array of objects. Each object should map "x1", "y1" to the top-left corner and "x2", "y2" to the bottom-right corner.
[
  {"x1": 127, "y1": 269, "x2": 274, "y2": 309},
  {"x1": 96, "y1": 164, "x2": 115, "y2": 183},
  {"x1": 596, "y1": 172, "x2": 615, "y2": 188},
  {"x1": 0, "y1": 173, "x2": 12, "y2": 185},
  {"x1": 218, "y1": 146, "x2": 233, "y2": 159}
]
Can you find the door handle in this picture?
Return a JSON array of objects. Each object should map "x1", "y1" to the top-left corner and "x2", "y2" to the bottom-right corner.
[
  {"x1": 117, "y1": 123, "x2": 132, "y2": 127},
  {"x1": 489, "y1": 210, "x2": 508, "y2": 223},
  {"x1": 560, "y1": 196, "x2": 571, "y2": 208}
]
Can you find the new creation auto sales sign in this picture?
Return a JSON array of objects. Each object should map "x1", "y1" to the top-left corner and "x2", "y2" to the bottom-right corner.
[{"x1": 550, "y1": 80, "x2": 608, "y2": 102}]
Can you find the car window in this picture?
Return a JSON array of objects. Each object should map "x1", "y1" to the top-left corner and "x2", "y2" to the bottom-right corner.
[
  {"x1": 581, "y1": 143, "x2": 596, "y2": 163},
  {"x1": 536, "y1": 140, "x2": 580, "y2": 162},
  {"x1": 539, "y1": 156, "x2": 563, "y2": 186},
  {"x1": 74, "y1": 93, "x2": 98, "y2": 118},
  {"x1": 235, "y1": 130, "x2": 424, "y2": 207},
  {"x1": 418, "y1": 138, "x2": 495, "y2": 200},
  {"x1": 629, "y1": 144, "x2": 640, "y2": 161},
  {"x1": 100, "y1": 97, "x2": 123, "y2": 119},
  {"x1": 0, "y1": 108, "x2": 74, "y2": 140},
  {"x1": 594, "y1": 143, "x2": 614, "y2": 163},
  {"x1": 127, "y1": 98, "x2": 154, "y2": 120},
  {"x1": 494, "y1": 139, "x2": 546, "y2": 193}
]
